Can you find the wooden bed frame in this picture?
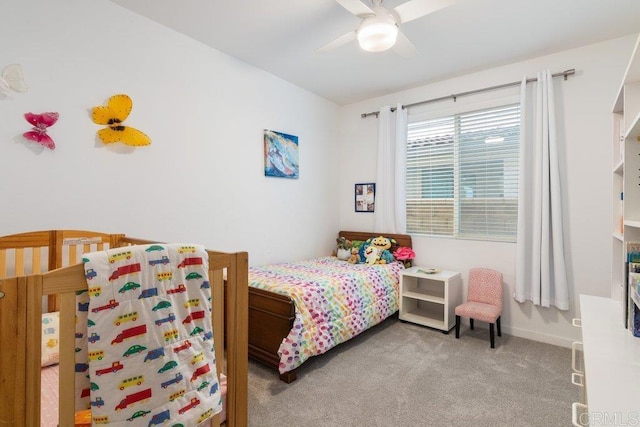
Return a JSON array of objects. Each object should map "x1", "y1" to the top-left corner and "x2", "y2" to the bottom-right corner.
[
  {"x1": 248, "y1": 230, "x2": 412, "y2": 383},
  {"x1": 0, "y1": 230, "x2": 248, "y2": 426}
]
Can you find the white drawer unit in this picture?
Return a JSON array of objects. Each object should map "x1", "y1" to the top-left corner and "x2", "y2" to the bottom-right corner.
[{"x1": 399, "y1": 267, "x2": 462, "y2": 332}]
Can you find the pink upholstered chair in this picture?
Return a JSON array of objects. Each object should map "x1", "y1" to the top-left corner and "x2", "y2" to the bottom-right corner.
[{"x1": 455, "y1": 268, "x2": 503, "y2": 348}]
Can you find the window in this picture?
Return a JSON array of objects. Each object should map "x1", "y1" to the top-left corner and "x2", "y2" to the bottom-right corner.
[{"x1": 406, "y1": 104, "x2": 520, "y2": 241}]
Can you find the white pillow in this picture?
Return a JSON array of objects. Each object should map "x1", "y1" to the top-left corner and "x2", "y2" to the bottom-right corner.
[{"x1": 41, "y1": 312, "x2": 60, "y2": 367}]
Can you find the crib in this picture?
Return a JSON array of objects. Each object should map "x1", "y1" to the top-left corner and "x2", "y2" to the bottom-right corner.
[{"x1": 0, "y1": 230, "x2": 248, "y2": 426}]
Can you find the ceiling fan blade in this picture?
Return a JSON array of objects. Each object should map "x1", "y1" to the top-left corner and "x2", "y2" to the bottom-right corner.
[
  {"x1": 393, "y1": 0, "x2": 456, "y2": 24},
  {"x1": 336, "y1": 0, "x2": 374, "y2": 17},
  {"x1": 393, "y1": 32, "x2": 417, "y2": 57},
  {"x1": 316, "y1": 30, "x2": 357, "y2": 53}
]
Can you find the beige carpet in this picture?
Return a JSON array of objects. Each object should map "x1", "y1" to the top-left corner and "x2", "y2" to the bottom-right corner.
[{"x1": 248, "y1": 315, "x2": 579, "y2": 426}]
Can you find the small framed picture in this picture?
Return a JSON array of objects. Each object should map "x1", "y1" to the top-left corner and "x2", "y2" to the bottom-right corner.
[{"x1": 355, "y1": 183, "x2": 375, "y2": 213}]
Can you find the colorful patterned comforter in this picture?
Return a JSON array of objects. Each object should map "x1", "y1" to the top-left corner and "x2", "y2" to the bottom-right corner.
[{"x1": 249, "y1": 257, "x2": 404, "y2": 373}]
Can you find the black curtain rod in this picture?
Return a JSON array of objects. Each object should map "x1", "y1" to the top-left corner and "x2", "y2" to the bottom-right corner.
[{"x1": 361, "y1": 68, "x2": 576, "y2": 118}]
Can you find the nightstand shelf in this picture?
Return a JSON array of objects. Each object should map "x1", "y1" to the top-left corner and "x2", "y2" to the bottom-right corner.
[
  {"x1": 399, "y1": 267, "x2": 462, "y2": 332},
  {"x1": 402, "y1": 290, "x2": 445, "y2": 304},
  {"x1": 401, "y1": 306, "x2": 444, "y2": 329}
]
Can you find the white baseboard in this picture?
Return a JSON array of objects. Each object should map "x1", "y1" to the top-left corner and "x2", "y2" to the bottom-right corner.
[
  {"x1": 455, "y1": 318, "x2": 578, "y2": 348},
  {"x1": 502, "y1": 325, "x2": 574, "y2": 348}
]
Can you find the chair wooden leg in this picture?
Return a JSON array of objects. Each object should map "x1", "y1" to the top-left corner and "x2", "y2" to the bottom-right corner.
[
  {"x1": 497, "y1": 316, "x2": 502, "y2": 336},
  {"x1": 455, "y1": 315, "x2": 460, "y2": 338},
  {"x1": 490, "y1": 323, "x2": 495, "y2": 348},
  {"x1": 470, "y1": 318, "x2": 474, "y2": 330}
]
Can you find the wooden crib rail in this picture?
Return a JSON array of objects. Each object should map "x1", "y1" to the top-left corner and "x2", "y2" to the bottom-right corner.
[
  {"x1": 0, "y1": 230, "x2": 197, "y2": 282},
  {"x1": 0, "y1": 230, "x2": 126, "y2": 311},
  {"x1": 0, "y1": 230, "x2": 56, "y2": 249},
  {"x1": 117, "y1": 236, "x2": 160, "y2": 246},
  {"x1": 49, "y1": 264, "x2": 87, "y2": 427},
  {"x1": 0, "y1": 270, "x2": 52, "y2": 425},
  {"x1": 0, "y1": 248, "x2": 248, "y2": 427},
  {"x1": 0, "y1": 230, "x2": 56, "y2": 277},
  {"x1": 217, "y1": 251, "x2": 249, "y2": 427}
]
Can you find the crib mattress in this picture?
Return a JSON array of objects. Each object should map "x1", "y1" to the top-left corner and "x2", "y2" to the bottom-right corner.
[{"x1": 41, "y1": 365, "x2": 59, "y2": 426}]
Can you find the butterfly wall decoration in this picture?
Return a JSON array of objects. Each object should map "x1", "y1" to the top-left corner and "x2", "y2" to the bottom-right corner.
[
  {"x1": 23, "y1": 112, "x2": 58, "y2": 150},
  {"x1": 0, "y1": 64, "x2": 28, "y2": 99},
  {"x1": 91, "y1": 94, "x2": 151, "y2": 146}
]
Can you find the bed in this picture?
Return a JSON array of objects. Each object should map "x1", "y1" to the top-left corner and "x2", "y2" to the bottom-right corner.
[
  {"x1": 0, "y1": 230, "x2": 248, "y2": 426},
  {"x1": 247, "y1": 230, "x2": 412, "y2": 383}
]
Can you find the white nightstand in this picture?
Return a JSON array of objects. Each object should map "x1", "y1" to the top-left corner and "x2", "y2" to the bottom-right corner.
[{"x1": 399, "y1": 267, "x2": 462, "y2": 333}]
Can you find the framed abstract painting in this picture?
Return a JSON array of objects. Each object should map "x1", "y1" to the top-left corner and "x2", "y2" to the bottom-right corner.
[{"x1": 264, "y1": 129, "x2": 299, "y2": 179}]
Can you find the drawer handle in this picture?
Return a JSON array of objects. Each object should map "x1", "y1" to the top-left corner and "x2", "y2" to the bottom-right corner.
[
  {"x1": 572, "y1": 402, "x2": 588, "y2": 427},
  {"x1": 572, "y1": 318, "x2": 582, "y2": 328},
  {"x1": 572, "y1": 341, "x2": 583, "y2": 374},
  {"x1": 571, "y1": 372, "x2": 584, "y2": 387}
]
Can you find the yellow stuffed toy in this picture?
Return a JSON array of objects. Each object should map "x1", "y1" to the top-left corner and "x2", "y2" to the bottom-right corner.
[
  {"x1": 359, "y1": 236, "x2": 396, "y2": 265},
  {"x1": 363, "y1": 245, "x2": 381, "y2": 265}
]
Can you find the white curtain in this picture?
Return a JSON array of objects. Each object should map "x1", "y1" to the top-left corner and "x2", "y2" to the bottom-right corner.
[
  {"x1": 374, "y1": 104, "x2": 408, "y2": 234},
  {"x1": 514, "y1": 70, "x2": 569, "y2": 310}
]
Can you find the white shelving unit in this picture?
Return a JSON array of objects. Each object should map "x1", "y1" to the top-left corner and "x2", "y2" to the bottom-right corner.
[
  {"x1": 399, "y1": 267, "x2": 461, "y2": 332},
  {"x1": 571, "y1": 33, "x2": 640, "y2": 427},
  {"x1": 611, "y1": 33, "x2": 640, "y2": 311},
  {"x1": 572, "y1": 295, "x2": 640, "y2": 426}
]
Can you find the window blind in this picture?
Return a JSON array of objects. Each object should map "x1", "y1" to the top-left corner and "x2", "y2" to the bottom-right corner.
[{"x1": 406, "y1": 104, "x2": 520, "y2": 241}]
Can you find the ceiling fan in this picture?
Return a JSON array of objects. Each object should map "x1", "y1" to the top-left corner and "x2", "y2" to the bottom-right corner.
[{"x1": 317, "y1": 0, "x2": 455, "y2": 56}]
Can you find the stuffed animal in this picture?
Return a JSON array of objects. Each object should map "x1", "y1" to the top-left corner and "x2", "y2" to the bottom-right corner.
[
  {"x1": 358, "y1": 236, "x2": 396, "y2": 265},
  {"x1": 336, "y1": 237, "x2": 352, "y2": 261},
  {"x1": 363, "y1": 245, "x2": 381, "y2": 265},
  {"x1": 348, "y1": 249, "x2": 359, "y2": 264},
  {"x1": 347, "y1": 240, "x2": 365, "y2": 264}
]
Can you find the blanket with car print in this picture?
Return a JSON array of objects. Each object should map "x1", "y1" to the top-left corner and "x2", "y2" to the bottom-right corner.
[{"x1": 80, "y1": 243, "x2": 221, "y2": 426}]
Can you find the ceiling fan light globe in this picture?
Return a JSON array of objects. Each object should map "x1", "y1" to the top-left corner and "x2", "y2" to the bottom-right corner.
[{"x1": 357, "y1": 18, "x2": 399, "y2": 52}]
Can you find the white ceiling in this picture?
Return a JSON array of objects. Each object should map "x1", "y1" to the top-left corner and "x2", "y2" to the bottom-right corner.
[{"x1": 110, "y1": 0, "x2": 640, "y2": 105}]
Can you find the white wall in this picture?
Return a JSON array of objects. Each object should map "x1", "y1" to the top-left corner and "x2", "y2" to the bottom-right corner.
[
  {"x1": 339, "y1": 35, "x2": 637, "y2": 347},
  {"x1": 0, "y1": 0, "x2": 341, "y2": 265},
  {"x1": 2, "y1": 0, "x2": 634, "y2": 347}
]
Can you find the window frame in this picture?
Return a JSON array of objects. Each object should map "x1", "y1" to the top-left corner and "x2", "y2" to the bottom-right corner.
[{"x1": 406, "y1": 96, "x2": 521, "y2": 242}]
